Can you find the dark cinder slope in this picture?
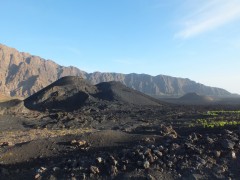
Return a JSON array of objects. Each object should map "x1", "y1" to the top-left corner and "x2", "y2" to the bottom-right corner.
[
  {"x1": 24, "y1": 76, "x2": 97, "y2": 111},
  {"x1": 24, "y1": 76, "x2": 163, "y2": 111},
  {"x1": 95, "y1": 81, "x2": 161, "y2": 106},
  {"x1": 163, "y1": 92, "x2": 215, "y2": 105},
  {"x1": 179, "y1": 92, "x2": 214, "y2": 102},
  {"x1": 0, "y1": 99, "x2": 22, "y2": 108},
  {"x1": 0, "y1": 43, "x2": 232, "y2": 98},
  {"x1": 0, "y1": 99, "x2": 29, "y2": 114}
]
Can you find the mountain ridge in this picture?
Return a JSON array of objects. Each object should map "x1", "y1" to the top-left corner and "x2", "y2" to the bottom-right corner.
[{"x1": 0, "y1": 43, "x2": 232, "y2": 98}]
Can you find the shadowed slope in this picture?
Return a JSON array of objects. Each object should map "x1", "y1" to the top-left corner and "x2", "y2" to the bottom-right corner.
[
  {"x1": 179, "y1": 92, "x2": 213, "y2": 101},
  {"x1": 24, "y1": 76, "x2": 98, "y2": 111},
  {"x1": 176, "y1": 92, "x2": 214, "y2": 104},
  {"x1": 24, "y1": 76, "x2": 163, "y2": 111},
  {"x1": 95, "y1": 81, "x2": 162, "y2": 106},
  {"x1": 0, "y1": 99, "x2": 29, "y2": 115}
]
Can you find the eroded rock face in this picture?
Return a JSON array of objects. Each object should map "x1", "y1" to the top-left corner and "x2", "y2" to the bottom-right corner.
[
  {"x1": 0, "y1": 44, "x2": 86, "y2": 97},
  {"x1": 88, "y1": 72, "x2": 231, "y2": 97},
  {"x1": 0, "y1": 43, "x2": 231, "y2": 98}
]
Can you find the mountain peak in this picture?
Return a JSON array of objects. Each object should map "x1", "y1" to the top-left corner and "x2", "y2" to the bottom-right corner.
[{"x1": 53, "y1": 76, "x2": 86, "y2": 86}]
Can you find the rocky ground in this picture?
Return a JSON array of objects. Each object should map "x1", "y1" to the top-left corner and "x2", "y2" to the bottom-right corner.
[{"x1": 0, "y1": 103, "x2": 240, "y2": 180}]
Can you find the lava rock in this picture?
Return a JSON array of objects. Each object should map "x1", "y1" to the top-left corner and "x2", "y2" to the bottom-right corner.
[
  {"x1": 110, "y1": 165, "x2": 118, "y2": 176},
  {"x1": 214, "y1": 151, "x2": 221, "y2": 158},
  {"x1": 90, "y1": 166, "x2": 100, "y2": 174},
  {"x1": 143, "y1": 160, "x2": 150, "y2": 169},
  {"x1": 221, "y1": 139, "x2": 235, "y2": 149},
  {"x1": 96, "y1": 157, "x2": 103, "y2": 164}
]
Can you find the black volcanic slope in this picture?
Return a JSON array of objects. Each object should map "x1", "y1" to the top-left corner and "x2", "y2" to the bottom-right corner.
[
  {"x1": 95, "y1": 81, "x2": 161, "y2": 106},
  {"x1": 0, "y1": 99, "x2": 22, "y2": 108},
  {"x1": 179, "y1": 92, "x2": 213, "y2": 101},
  {"x1": 24, "y1": 76, "x2": 163, "y2": 111},
  {"x1": 160, "y1": 92, "x2": 215, "y2": 105},
  {"x1": 24, "y1": 76, "x2": 98, "y2": 111},
  {"x1": 178, "y1": 92, "x2": 214, "y2": 104}
]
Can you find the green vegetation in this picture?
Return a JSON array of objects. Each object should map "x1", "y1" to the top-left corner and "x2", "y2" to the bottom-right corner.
[
  {"x1": 196, "y1": 119, "x2": 240, "y2": 128},
  {"x1": 188, "y1": 110, "x2": 240, "y2": 128},
  {"x1": 207, "y1": 110, "x2": 240, "y2": 115}
]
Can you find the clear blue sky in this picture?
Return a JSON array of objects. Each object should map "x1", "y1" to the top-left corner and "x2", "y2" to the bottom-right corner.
[{"x1": 1, "y1": 0, "x2": 240, "y2": 94}]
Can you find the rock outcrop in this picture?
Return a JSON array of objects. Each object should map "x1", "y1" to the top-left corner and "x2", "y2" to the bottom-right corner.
[{"x1": 0, "y1": 44, "x2": 86, "y2": 97}]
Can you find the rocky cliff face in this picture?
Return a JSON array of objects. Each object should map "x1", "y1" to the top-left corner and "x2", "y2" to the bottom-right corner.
[
  {"x1": 86, "y1": 72, "x2": 231, "y2": 97},
  {"x1": 0, "y1": 44, "x2": 231, "y2": 98},
  {"x1": 0, "y1": 44, "x2": 86, "y2": 97}
]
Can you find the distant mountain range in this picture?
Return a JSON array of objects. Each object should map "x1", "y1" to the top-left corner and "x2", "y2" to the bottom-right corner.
[{"x1": 0, "y1": 43, "x2": 232, "y2": 98}]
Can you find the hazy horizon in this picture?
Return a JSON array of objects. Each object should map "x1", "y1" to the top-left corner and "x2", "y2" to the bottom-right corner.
[{"x1": 1, "y1": 0, "x2": 240, "y2": 94}]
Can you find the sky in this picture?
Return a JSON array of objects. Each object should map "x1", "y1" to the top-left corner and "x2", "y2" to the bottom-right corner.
[{"x1": 1, "y1": 0, "x2": 240, "y2": 94}]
